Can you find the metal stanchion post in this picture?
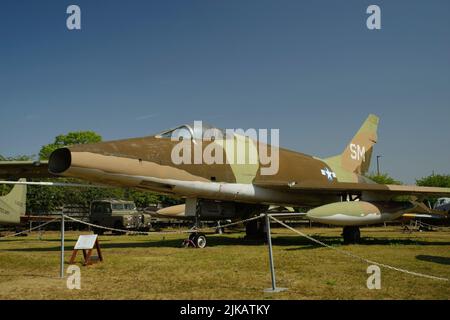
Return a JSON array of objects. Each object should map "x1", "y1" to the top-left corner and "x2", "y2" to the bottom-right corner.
[
  {"x1": 60, "y1": 213, "x2": 65, "y2": 279},
  {"x1": 264, "y1": 213, "x2": 287, "y2": 293}
]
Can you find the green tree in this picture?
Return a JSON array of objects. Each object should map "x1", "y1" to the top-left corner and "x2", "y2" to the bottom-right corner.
[
  {"x1": 416, "y1": 173, "x2": 450, "y2": 188},
  {"x1": 26, "y1": 130, "x2": 102, "y2": 211},
  {"x1": 415, "y1": 173, "x2": 450, "y2": 207},
  {"x1": 39, "y1": 131, "x2": 102, "y2": 160},
  {"x1": 26, "y1": 182, "x2": 134, "y2": 214},
  {"x1": 159, "y1": 195, "x2": 183, "y2": 206},
  {"x1": 1, "y1": 131, "x2": 179, "y2": 212},
  {"x1": 0, "y1": 155, "x2": 34, "y2": 196},
  {"x1": 366, "y1": 172, "x2": 402, "y2": 185},
  {"x1": 125, "y1": 189, "x2": 161, "y2": 208},
  {"x1": 0, "y1": 154, "x2": 34, "y2": 161}
]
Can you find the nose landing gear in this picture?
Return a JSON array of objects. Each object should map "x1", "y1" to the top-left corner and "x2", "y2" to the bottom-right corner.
[{"x1": 183, "y1": 232, "x2": 207, "y2": 248}]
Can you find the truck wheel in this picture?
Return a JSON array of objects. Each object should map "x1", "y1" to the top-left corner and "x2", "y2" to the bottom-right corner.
[
  {"x1": 93, "y1": 222, "x2": 104, "y2": 235},
  {"x1": 113, "y1": 221, "x2": 125, "y2": 235}
]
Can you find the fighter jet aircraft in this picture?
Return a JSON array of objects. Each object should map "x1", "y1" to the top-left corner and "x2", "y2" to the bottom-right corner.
[{"x1": 1, "y1": 114, "x2": 449, "y2": 246}]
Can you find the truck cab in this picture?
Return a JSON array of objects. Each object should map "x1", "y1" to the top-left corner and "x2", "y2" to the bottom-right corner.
[{"x1": 89, "y1": 199, "x2": 152, "y2": 234}]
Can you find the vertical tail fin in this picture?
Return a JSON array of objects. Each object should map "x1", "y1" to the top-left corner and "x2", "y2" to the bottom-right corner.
[
  {"x1": 326, "y1": 114, "x2": 379, "y2": 175},
  {"x1": 0, "y1": 179, "x2": 27, "y2": 225}
]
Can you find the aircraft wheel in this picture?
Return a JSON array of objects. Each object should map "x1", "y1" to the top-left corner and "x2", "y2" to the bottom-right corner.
[
  {"x1": 342, "y1": 226, "x2": 360, "y2": 244},
  {"x1": 195, "y1": 233, "x2": 207, "y2": 248},
  {"x1": 184, "y1": 233, "x2": 207, "y2": 248}
]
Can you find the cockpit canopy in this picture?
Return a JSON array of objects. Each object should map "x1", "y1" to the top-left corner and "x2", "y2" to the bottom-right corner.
[{"x1": 155, "y1": 122, "x2": 225, "y2": 141}]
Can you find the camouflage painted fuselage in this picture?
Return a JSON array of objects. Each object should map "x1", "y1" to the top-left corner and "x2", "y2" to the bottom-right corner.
[
  {"x1": 48, "y1": 116, "x2": 378, "y2": 208},
  {"x1": 46, "y1": 115, "x2": 450, "y2": 225}
]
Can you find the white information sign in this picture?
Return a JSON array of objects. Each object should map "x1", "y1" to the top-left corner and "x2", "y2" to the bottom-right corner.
[{"x1": 74, "y1": 234, "x2": 98, "y2": 250}]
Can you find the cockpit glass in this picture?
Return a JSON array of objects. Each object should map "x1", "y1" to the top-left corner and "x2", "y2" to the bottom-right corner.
[
  {"x1": 156, "y1": 122, "x2": 225, "y2": 140},
  {"x1": 158, "y1": 126, "x2": 192, "y2": 140}
]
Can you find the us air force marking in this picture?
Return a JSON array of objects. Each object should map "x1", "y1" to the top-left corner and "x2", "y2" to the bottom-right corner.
[{"x1": 321, "y1": 168, "x2": 336, "y2": 181}]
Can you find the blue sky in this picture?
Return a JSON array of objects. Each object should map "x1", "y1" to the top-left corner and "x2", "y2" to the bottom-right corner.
[{"x1": 0, "y1": 0, "x2": 449, "y2": 183}]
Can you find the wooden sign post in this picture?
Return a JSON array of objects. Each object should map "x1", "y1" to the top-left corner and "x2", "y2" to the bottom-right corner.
[{"x1": 69, "y1": 234, "x2": 103, "y2": 266}]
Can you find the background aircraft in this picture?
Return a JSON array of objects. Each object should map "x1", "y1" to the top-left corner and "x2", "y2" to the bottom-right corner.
[
  {"x1": 0, "y1": 179, "x2": 26, "y2": 225},
  {"x1": 1, "y1": 115, "x2": 449, "y2": 246}
]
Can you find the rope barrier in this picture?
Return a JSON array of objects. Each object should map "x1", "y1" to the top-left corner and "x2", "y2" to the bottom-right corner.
[
  {"x1": 270, "y1": 215, "x2": 449, "y2": 282},
  {"x1": 0, "y1": 218, "x2": 60, "y2": 239},
  {"x1": 0, "y1": 213, "x2": 263, "y2": 239},
  {"x1": 64, "y1": 215, "x2": 176, "y2": 235},
  {"x1": 2, "y1": 212, "x2": 447, "y2": 283},
  {"x1": 63, "y1": 214, "x2": 264, "y2": 236}
]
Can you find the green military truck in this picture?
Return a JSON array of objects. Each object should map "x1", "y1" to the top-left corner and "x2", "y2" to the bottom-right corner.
[{"x1": 89, "y1": 199, "x2": 152, "y2": 235}]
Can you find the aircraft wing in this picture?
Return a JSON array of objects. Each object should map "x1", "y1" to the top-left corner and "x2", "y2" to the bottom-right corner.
[
  {"x1": 0, "y1": 161, "x2": 108, "y2": 188},
  {"x1": 0, "y1": 161, "x2": 53, "y2": 179},
  {"x1": 254, "y1": 181, "x2": 450, "y2": 197}
]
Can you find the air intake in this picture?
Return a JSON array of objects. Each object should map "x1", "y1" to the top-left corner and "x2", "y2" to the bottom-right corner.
[{"x1": 48, "y1": 148, "x2": 72, "y2": 174}]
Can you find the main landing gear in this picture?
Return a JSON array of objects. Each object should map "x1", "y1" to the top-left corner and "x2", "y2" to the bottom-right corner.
[
  {"x1": 342, "y1": 226, "x2": 361, "y2": 244},
  {"x1": 244, "y1": 218, "x2": 266, "y2": 240}
]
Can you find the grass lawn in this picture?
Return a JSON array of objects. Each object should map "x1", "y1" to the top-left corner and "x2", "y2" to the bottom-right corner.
[{"x1": 0, "y1": 226, "x2": 449, "y2": 299}]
